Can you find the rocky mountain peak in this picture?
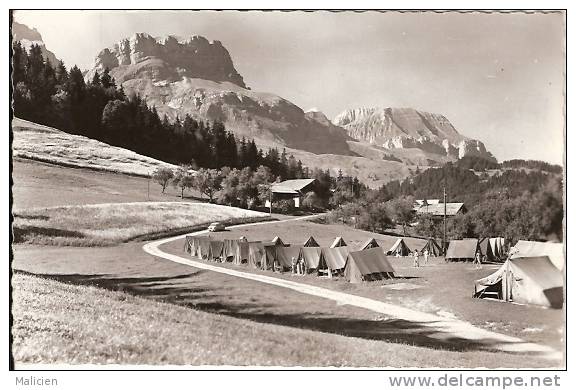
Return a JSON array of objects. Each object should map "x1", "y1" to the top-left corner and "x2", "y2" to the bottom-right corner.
[
  {"x1": 334, "y1": 106, "x2": 495, "y2": 161},
  {"x1": 89, "y1": 32, "x2": 245, "y2": 87},
  {"x1": 12, "y1": 21, "x2": 59, "y2": 67},
  {"x1": 304, "y1": 108, "x2": 332, "y2": 127}
]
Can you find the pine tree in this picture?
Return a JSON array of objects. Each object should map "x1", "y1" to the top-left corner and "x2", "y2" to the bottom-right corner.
[
  {"x1": 55, "y1": 60, "x2": 68, "y2": 87},
  {"x1": 12, "y1": 42, "x2": 26, "y2": 85},
  {"x1": 91, "y1": 70, "x2": 101, "y2": 86},
  {"x1": 100, "y1": 67, "x2": 114, "y2": 88}
]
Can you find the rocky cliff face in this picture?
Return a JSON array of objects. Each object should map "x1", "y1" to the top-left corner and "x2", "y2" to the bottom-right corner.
[
  {"x1": 334, "y1": 107, "x2": 495, "y2": 161},
  {"x1": 88, "y1": 33, "x2": 245, "y2": 87},
  {"x1": 87, "y1": 33, "x2": 352, "y2": 155},
  {"x1": 12, "y1": 21, "x2": 59, "y2": 67}
]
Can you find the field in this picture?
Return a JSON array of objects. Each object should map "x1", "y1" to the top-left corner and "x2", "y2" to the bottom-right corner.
[
  {"x1": 12, "y1": 118, "x2": 179, "y2": 177},
  {"x1": 11, "y1": 156, "x2": 564, "y2": 367},
  {"x1": 13, "y1": 202, "x2": 268, "y2": 246},
  {"x1": 12, "y1": 158, "x2": 204, "y2": 209},
  {"x1": 11, "y1": 255, "x2": 556, "y2": 368}
]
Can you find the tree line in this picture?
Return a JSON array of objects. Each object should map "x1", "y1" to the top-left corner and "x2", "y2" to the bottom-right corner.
[
  {"x1": 327, "y1": 157, "x2": 563, "y2": 243},
  {"x1": 12, "y1": 42, "x2": 309, "y2": 179},
  {"x1": 153, "y1": 165, "x2": 368, "y2": 213}
]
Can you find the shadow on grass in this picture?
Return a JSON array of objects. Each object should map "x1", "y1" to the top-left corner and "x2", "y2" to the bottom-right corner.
[
  {"x1": 16, "y1": 269, "x2": 522, "y2": 354},
  {"x1": 12, "y1": 225, "x2": 85, "y2": 243}
]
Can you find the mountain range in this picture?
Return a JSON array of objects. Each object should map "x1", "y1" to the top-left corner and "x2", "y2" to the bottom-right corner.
[{"x1": 14, "y1": 25, "x2": 496, "y2": 187}]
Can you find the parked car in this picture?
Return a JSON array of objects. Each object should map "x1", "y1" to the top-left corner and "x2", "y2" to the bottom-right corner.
[{"x1": 208, "y1": 222, "x2": 226, "y2": 232}]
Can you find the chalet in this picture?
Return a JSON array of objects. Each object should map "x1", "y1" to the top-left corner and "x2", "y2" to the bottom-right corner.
[
  {"x1": 268, "y1": 178, "x2": 316, "y2": 208},
  {"x1": 416, "y1": 202, "x2": 467, "y2": 217}
]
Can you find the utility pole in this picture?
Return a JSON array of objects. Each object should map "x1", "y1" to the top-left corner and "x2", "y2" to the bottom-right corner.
[
  {"x1": 269, "y1": 188, "x2": 272, "y2": 216},
  {"x1": 443, "y1": 184, "x2": 447, "y2": 254},
  {"x1": 147, "y1": 171, "x2": 150, "y2": 201}
]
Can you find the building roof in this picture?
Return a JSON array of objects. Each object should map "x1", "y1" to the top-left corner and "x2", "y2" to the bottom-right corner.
[
  {"x1": 271, "y1": 178, "x2": 316, "y2": 194},
  {"x1": 415, "y1": 199, "x2": 440, "y2": 206},
  {"x1": 416, "y1": 202, "x2": 465, "y2": 216}
]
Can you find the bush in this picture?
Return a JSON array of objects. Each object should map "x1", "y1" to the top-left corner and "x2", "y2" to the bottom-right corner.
[{"x1": 274, "y1": 199, "x2": 295, "y2": 214}]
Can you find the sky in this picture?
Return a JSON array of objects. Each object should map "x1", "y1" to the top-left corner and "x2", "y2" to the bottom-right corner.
[{"x1": 13, "y1": 10, "x2": 565, "y2": 164}]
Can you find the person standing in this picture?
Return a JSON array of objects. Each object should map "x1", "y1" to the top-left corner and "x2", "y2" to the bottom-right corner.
[
  {"x1": 423, "y1": 249, "x2": 429, "y2": 265},
  {"x1": 413, "y1": 250, "x2": 420, "y2": 268},
  {"x1": 474, "y1": 251, "x2": 482, "y2": 269},
  {"x1": 291, "y1": 257, "x2": 297, "y2": 274}
]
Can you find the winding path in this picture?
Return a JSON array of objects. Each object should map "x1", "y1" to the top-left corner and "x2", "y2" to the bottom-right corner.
[{"x1": 143, "y1": 216, "x2": 561, "y2": 361}]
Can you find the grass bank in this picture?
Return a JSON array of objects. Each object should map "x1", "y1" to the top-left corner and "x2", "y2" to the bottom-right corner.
[
  {"x1": 12, "y1": 117, "x2": 178, "y2": 177},
  {"x1": 13, "y1": 202, "x2": 269, "y2": 246},
  {"x1": 12, "y1": 272, "x2": 553, "y2": 367}
]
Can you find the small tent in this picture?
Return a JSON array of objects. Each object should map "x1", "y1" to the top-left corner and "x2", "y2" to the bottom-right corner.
[
  {"x1": 233, "y1": 242, "x2": 250, "y2": 265},
  {"x1": 248, "y1": 242, "x2": 266, "y2": 269},
  {"x1": 330, "y1": 236, "x2": 347, "y2": 248},
  {"x1": 490, "y1": 237, "x2": 506, "y2": 259},
  {"x1": 322, "y1": 246, "x2": 349, "y2": 272},
  {"x1": 479, "y1": 238, "x2": 489, "y2": 259},
  {"x1": 479, "y1": 238, "x2": 504, "y2": 262},
  {"x1": 271, "y1": 236, "x2": 287, "y2": 246},
  {"x1": 283, "y1": 246, "x2": 303, "y2": 265},
  {"x1": 223, "y1": 239, "x2": 240, "y2": 262},
  {"x1": 511, "y1": 240, "x2": 564, "y2": 270},
  {"x1": 445, "y1": 239, "x2": 479, "y2": 261},
  {"x1": 474, "y1": 256, "x2": 563, "y2": 308},
  {"x1": 387, "y1": 238, "x2": 411, "y2": 256},
  {"x1": 360, "y1": 238, "x2": 379, "y2": 250},
  {"x1": 274, "y1": 246, "x2": 295, "y2": 270},
  {"x1": 303, "y1": 236, "x2": 320, "y2": 247},
  {"x1": 184, "y1": 236, "x2": 195, "y2": 255},
  {"x1": 344, "y1": 247, "x2": 395, "y2": 283},
  {"x1": 420, "y1": 238, "x2": 442, "y2": 257},
  {"x1": 207, "y1": 240, "x2": 224, "y2": 261},
  {"x1": 197, "y1": 237, "x2": 212, "y2": 259},
  {"x1": 300, "y1": 247, "x2": 324, "y2": 270},
  {"x1": 262, "y1": 244, "x2": 278, "y2": 270}
]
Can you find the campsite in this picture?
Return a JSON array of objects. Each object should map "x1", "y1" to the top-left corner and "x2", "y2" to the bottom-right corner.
[
  {"x1": 11, "y1": 138, "x2": 566, "y2": 368},
  {"x1": 9, "y1": 10, "x2": 566, "y2": 370},
  {"x1": 12, "y1": 152, "x2": 565, "y2": 366}
]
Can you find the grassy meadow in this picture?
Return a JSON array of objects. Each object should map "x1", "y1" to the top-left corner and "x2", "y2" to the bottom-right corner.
[
  {"x1": 12, "y1": 118, "x2": 178, "y2": 177},
  {"x1": 13, "y1": 202, "x2": 269, "y2": 246},
  {"x1": 12, "y1": 158, "x2": 207, "y2": 209},
  {"x1": 12, "y1": 272, "x2": 556, "y2": 367}
]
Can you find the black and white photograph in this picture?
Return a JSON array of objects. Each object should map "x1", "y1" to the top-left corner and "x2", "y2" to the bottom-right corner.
[{"x1": 7, "y1": 6, "x2": 568, "y2": 377}]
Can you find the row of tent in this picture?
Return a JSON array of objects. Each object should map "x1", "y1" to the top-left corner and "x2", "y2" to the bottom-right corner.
[
  {"x1": 184, "y1": 235, "x2": 395, "y2": 283},
  {"x1": 445, "y1": 238, "x2": 564, "y2": 267},
  {"x1": 445, "y1": 238, "x2": 506, "y2": 262}
]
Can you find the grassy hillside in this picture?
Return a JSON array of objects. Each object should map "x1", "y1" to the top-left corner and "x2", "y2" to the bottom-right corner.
[
  {"x1": 11, "y1": 272, "x2": 555, "y2": 367},
  {"x1": 13, "y1": 202, "x2": 268, "y2": 246},
  {"x1": 12, "y1": 118, "x2": 179, "y2": 177},
  {"x1": 12, "y1": 158, "x2": 203, "y2": 209}
]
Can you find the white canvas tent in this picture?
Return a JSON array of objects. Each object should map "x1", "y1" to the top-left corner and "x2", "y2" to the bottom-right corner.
[
  {"x1": 474, "y1": 256, "x2": 563, "y2": 308},
  {"x1": 510, "y1": 240, "x2": 564, "y2": 270},
  {"x1": 387, "y1": 238, "x2": 411, "y2": 256},
  {"x1": 322, "y1": 246, "x2": 349, "y2": 272}
]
